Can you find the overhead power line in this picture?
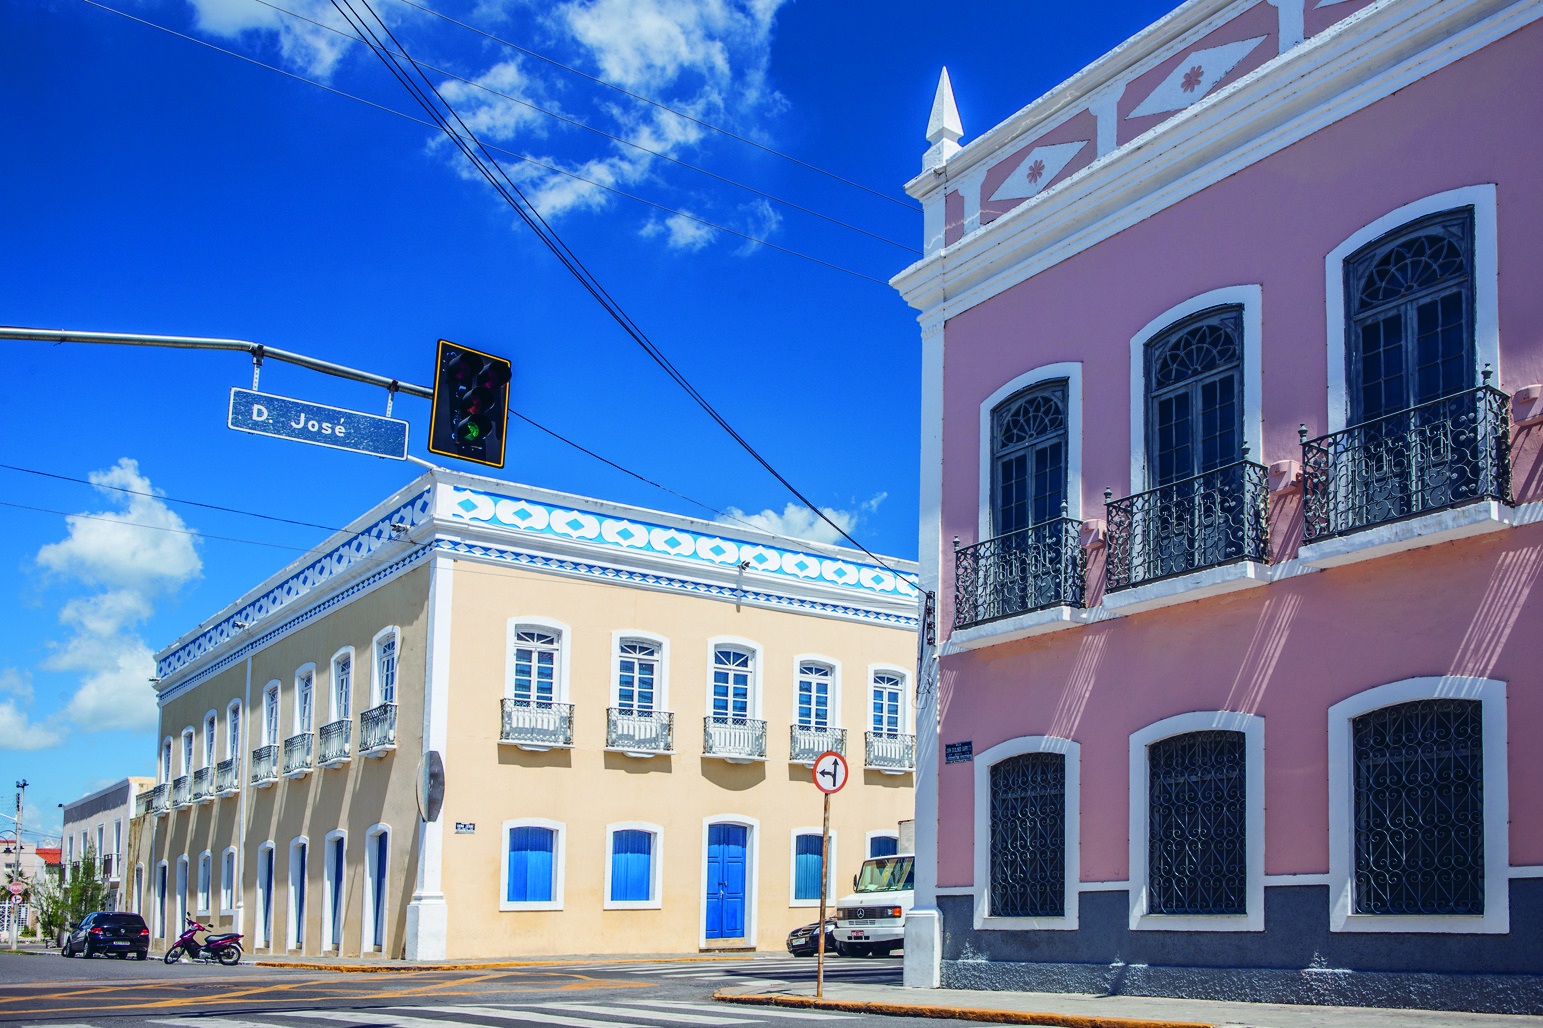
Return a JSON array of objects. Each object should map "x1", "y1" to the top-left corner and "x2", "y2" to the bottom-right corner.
[
  {"x1": 327, "y1": 0, "x2": 902, "y2": 574},
  {"x1": 388, "y1": 0, "x2": 920, "y2": 212},
  {"x1": 249, "y1": 0, "x2": 918, "y2": 254},
  {"x1": 73, "y1": 0, "x2": 891, "y2": 285}
]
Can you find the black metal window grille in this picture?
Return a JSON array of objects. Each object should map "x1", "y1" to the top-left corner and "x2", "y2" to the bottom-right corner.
[
  {"x1": 992, "y1": 381, "x2": 1069, "y2": 535},
  {"x1": 989, "y1": 752, "x2": 1065, "y2": 918},
  {"x1": 1146, "y1": 307, "x2": 1243, "y2": 487},
  {"x1": 1352, "y1": 698, "x2": 1483, "y2": 916},
  {"x1": 1147, "y1": 731, "x2": 1246, "y2": 915}
]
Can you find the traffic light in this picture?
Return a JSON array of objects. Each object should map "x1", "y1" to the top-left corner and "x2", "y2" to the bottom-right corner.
[{"x1": 428, "y1": 340, "x2": 512, "y2": 468}]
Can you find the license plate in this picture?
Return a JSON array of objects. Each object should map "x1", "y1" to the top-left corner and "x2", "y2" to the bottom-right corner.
[
  {"x1": 849, "y1": 931, "x2": 867, "y2": 939},
  {"x1": 112, "y1": 941, "x2": 129, "y2": 946}
]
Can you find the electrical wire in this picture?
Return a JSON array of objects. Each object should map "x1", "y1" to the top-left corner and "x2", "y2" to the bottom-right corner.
[
  {"x1": 330, "y1": 0, "x2": 902, "y2": 574},
  {"x1": 247, "y1": 0, "x2": 918, "y2": 254},
  {"x1": 73, "y1": 0, "x2": 891, "y2": 285},
  {"x1": 387, "y1": 0, "x2": 919, "y2": 212}
]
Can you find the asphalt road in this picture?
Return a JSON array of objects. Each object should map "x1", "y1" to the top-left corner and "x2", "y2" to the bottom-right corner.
[{"x1": 0, "y1": 952, "x2": 972, "y2": 1028}]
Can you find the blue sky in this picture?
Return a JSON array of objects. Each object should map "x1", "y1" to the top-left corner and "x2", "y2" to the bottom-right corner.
[{"x1": 0, "y1": 0, "x2": 1171, "y2": 837}]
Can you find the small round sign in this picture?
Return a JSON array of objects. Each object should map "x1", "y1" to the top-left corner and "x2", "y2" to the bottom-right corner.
[
  {"x1": 9, "y1": 894, "x2": 22, "y2": 905},
  {"x1": 812, "y1": 751, "x2": 849, "y2": 794},
  {"x1": 6, "y1": 882, "x2": 23, "y2": 896}
]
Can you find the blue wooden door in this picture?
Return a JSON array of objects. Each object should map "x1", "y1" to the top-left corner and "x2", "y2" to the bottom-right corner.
[{"x1": 705, "y1": 823, "x2": 748, "y2": 939}]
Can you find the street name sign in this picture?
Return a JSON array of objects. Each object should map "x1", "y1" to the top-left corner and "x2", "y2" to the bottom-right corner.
[{"x1": 229, "y1": 388, "x2": 408, "y2": 460}]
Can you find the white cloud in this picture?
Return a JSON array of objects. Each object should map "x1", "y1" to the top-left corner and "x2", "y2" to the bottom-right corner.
[
  {"x1": 720, "y1": 502, "x2": 854, "y2": 546},
  {"x1": 640, "y1": 211, "x2": 713, "y2": 251},
  {"x1": 32, "y1": 459, "x2": 200, "y2": 734},
  {"x1": 0, "y1": 701, "x2": 65, "y2": 752},
  {"x1": 0, "y1": 668, "x2": 33, "y2": 701},
  {"x1": 732, "y1": 197, "x2": 782, "y2": 256},
  {"x1": 179, "y1": 0, "x2": 354, "y2": 77}
]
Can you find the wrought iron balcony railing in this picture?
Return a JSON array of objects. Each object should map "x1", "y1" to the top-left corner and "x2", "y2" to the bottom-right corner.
[
  {"x1": 703, "y1": 715, "x2": 767, "y2": 761},
  {"x1": 215, "y1": 756, "x2": 240, "y2": 796},
  {"x1": 319, "y1": 719, "x2": 352, "y2": 767},
  {"x1": 866, "y1": 731, "x2": 916, "y2": 772},
  {"x1": 1106, "y1": 458, "x2": 1270, "y2": 592},
  {"x1": 147, "y1": 782, "x2": 171, "y2": 815},
  {"x1": 191, "y1": 766, "x2": 214, "y2": 803},
  {"x1": 360, "y1": 703, "x2": 397, "y2": 755},
  {"x1": 607, "y1": 708, "x2": 673, "y2": 754},
  {"x1": 953, "y1": 517, "x2": 1086, "y2": 629},
  {"x1": 1302, "y1": 385, "x2": 1511, "y2": 544},
  {"x1": 250, "y1": 744, "x2": 280, "y2": 787},
  {"x1": 171, "y1": 775, "x2": 191, "y2": 808},
  {"x1": 282, "y1": 732, "x2": 314, "y2": 778},
  {"x1": 135, "y1": 787, "x2": 158, "y2": 818},
  {"x1": 790, "y1": 724, "x2": 846, "y2": 764},
  {"x1": 501, "y1": 699, "x2": 574, "y2": 749}
]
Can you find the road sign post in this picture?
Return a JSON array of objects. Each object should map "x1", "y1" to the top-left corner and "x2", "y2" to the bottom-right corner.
[
  {"x1": 811, "y1": 750, "x2": 849, "y2": 999},
  {"x1": 228, "y1": 389, "x2": 409, "y2": 460}
]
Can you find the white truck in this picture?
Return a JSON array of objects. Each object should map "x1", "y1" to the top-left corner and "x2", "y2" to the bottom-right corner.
[{"x1": 832, "y1": 851, "x2": 914, "y2": 957}]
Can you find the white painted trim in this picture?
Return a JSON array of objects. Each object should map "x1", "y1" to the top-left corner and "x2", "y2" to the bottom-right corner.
[
  {"x1": 180, "y1": 726, "x2": 195, "y2": 776},
  {"x1": 610, "y1": 630, "x2": 670, "y2": 712},
  {"x1": 1129, "y1": 711, "x2": 1265, "y2": 932},
  {"x1": 406, "y1": 555, "x2": 451, "y2": 961},
  {"x1": 792, "y1": 654, "x2": 842, "y2": 730},
  {"x1": 1327, "y1": 676, "x2": 1509, "y2": 933},
  {"x1": 196, "y1": 850, "x2": 212, "y2": 915},
  {"x1": 321, "y1": 830, "x2": 347, "y2": 953},
  {"x1": 789, "y1": 827, "x2": 838, "y2": 907},
  {"x1": 950, "y1": 606, "x2": 1093, "y2": 649},
  {"x1": 1298, "y1": 501, "x2": 1513, "y2": 568},
  {"x1": 699, "y1": 815, "x2": 760, "y2": 948},
  {"x1": 362, "y1": 824, "x2": 391, "y2": 955},
  {"x1": 498, "y1": 817, "x2": 566, "y2": 912},
  {"x1": 328, "y1": 646, "x2": 356, "y2": 723},
  {"x1": 867, "y1": 664, "x2": 913, "y2": 736},
  {"x1": 506, "y1": 616, "x2": 573, "y2": 703},
  {"x1": 976, "y1": 362, "x2": 1085, "y2": 540},
  {"x1": 255, "y1": 842, "x2": 274, "y2": 948},
  {"x1": 292, "y1": 663, "x2": 317, "y2": 735},
  {"x1": 1264, "y1": 873, "x2": 1331, "y2": 887},
  {"x1": 219, "y1": 846, "x2": 239, "y2": 915},
  {"x1": 1510, "y1": 866, "x2": 1543, "y2": 879},
  {"x1": 707, "y1": 637, "x2": 765, "y2": 720},
  {"x1": 1323, "y1": 185, "x2": 1499, "y2": 432},
  {"x1": 1079, "y1": 880, "x2": 1131, "y2": 893},
  {"x1": 1127, "y1": 286, "x2": 1263, "y2": 496},
  {"x1": 160, "y1": 736, "x2": 174, "y2": 783},
  {"x1": 287, "y1": 838, "x2": 307, "y2": 952},
  {"x1": 202, "y1": 710, "x2": 219, "y2": 769},
  {"x1": 155, "y1": 859, "x2": 170, "y2": 939},
  {"x1": 935, "y1": 885, "x2": 975, "y2": 897},
  {"x1": 225, "y1": 699, "x2": 243, "y2": 761},
  {"x1": 604, "y1": 822, "x2": 664, "y2": 910},
  {"x1": 973, "y1": 736, "x2": 1081, "y2": 931},
  {"x1": 370, "y1": 625, "x2": 401, "y2": 707},
  {"x1": 866, "y1": 830, "x2": 901, "y2": 859},
  {"x1": 262, "y1": 683, "x2": 280, "y2": 746}
]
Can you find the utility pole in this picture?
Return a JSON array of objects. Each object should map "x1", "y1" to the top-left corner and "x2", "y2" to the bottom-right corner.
[{"x1": 9, "y1": 780, "x2": 27, "y2": 950}]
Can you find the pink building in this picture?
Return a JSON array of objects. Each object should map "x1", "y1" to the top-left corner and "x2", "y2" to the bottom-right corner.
[{"x1": 892, "y1": 0, "x2": 1543, "y2": 1013}]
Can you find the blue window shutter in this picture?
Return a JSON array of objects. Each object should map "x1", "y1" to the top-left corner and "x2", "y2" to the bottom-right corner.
[
  {"x1": 870, "y1": 835, "x2": 898, "y2": 858},
  {"x1": 610, "y1": 830, "x2": 653, "y2": 902},
  {"x1": 794, "y1": 834, "x2": 824, "y2": 901},
  {"x1": 508, "y1": 826, "x2": 555, "y2": 903}
]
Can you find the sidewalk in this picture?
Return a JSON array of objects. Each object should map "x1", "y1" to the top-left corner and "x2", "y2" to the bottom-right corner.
[
  {"x1": 714, "y1": 978, "x2": 1543, "y2": 1027},
  {"x1": 255, "y1": 952, "x2": 752, "y2": 972}
]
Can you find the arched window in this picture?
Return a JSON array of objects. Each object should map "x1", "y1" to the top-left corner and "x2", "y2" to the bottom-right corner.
[
  {"x1": 796, "y1": 662, "x2": 832, "y2": 728},
  {"x1": 870, "y1": 671, "x2": 905, "y2": 735},
  {"x1": 711, "y1": 646, "x2": 754, "y2": 720},
  {"x1": 616, "y1": 639, "x2": 657, "y2": 713},
  {"x1": 1353, "y1": 699, "x2": 1482, "y2": 915},
  {"x1": 990, "y1": 752, "x2": 1065, "y2": 918},
  {"x1": 203, "y1": 713, "x2": 217, "y2": 768},
  {"x1": 991, "y1": 381, "x2": 1068, "y2": 535},
  {"x1": 1346, "y1": 209, "x2": 1474, "y2": 423},
  {"x1": 511, "y1": 628, "x2": 560, "y2": 707},
  {"x1": 1147, "y1": 731, "x2": 1246, "y2": 915},
  {"x1": 1145, "y1": 306, "x2": 1243, "y2": 487}
]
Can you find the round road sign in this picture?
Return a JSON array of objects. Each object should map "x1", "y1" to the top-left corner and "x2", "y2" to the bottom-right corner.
[
  {"x1": 813, "y1": 751, "x2": 849, "y2": 794},
  {"x1": 9, "y1": 894, "x2": 21, "y2": 905}
]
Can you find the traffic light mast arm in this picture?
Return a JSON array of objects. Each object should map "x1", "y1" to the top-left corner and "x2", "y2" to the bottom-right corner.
[{"x1": 0, "y1": 327, "x2": 433, "y2": 398}]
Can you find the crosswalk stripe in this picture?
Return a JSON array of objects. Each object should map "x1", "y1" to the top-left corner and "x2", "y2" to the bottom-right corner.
[
  {"x1": 394, "y1": 1004, "x2": 649, "y2": 1028},
  {"x1": 624, "y1": 1001, "x2": 855, "y2": 1021},
  {"x1": 153, "y1": 1018, "x2": 284, "y2": 1028},
  {"x1": 540, "y1": 1003, "x2": 754, "y2": 1025}
]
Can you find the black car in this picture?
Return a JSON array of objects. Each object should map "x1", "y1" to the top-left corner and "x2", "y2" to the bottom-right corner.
[
  {"x1": 785, "y1": 917, "x2": 838, "y2": 957},
  {"x1": 62, "y1": 911, "x2": 149, "y2": 960}
]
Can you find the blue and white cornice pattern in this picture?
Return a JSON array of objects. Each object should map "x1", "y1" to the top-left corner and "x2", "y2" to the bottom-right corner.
[
  {"x1": 443, "y1": 486, "x2": 918, "y2": 600},
  {"x1": 155, "y1": 489, "x2": 434, "y2": 679}
]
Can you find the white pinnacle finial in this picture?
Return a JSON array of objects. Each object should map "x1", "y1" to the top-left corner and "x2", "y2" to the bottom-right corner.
[{"x1": 927, "y1": 67, "x2": 962, "y2": 145}]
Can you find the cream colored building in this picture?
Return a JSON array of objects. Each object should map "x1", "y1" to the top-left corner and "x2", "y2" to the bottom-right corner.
[{"x1": 130, "y1": 470, "x2": 918, "y2": 959}]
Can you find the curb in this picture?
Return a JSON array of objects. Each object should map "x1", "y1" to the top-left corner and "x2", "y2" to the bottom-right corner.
[
  {"x1": 256, "y1": 954, "x2": 757, "y2": 974},
  {"x1": 712, "y1": 990, "x2": 1215, "y2": 1028}
]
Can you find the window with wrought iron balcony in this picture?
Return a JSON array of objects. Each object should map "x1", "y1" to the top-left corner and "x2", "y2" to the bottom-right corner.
[
  {"x1": 501, "y1": 698, "x2": 574, "y2": 750},
  {"x1": 703, "y1": 645, "x2": 765, "y2": 762},
  {"x1": 790, "y1": 661, "x2": 843, "y2": 764},
  {"x1": 191, "y1": 766, "x2": 213, "y2": 804},
  {"x1": 319, "y1": 718, "x2": 352, "y2": 768},
  {"x1": 864, "y1": 670, "x2": 914, "y2": 773},
  {"x1": 283, "y1": 732, "x2": 313, "y2": 779},
  {"x1": 359, "y1": 702, "x2": 397, "y2": 756},
  {"x1": 250, "y1": 744, "x2": 280, "y2": 788},
  {"x1": 215, "y1": 756, "x2": 241, "y2": 797},
  {"x1": 170, "y1": 775, "x2": 191, "y2": 808}
]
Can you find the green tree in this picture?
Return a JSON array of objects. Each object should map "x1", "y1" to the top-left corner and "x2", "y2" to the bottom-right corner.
[
  {"x1": 29, "y1": 866, "x2": 66, "y2": 940},
  {"x1": 63, "y1": 845, "x2": 107, "y2": 929}
]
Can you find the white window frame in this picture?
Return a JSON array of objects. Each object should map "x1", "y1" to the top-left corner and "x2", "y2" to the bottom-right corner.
[
  {"x1": 1324, "y1": 185, "x2": 1499, "y2": 432},
  {"x1": 504, "y1": 617, "x2": 571, "y2": 703},
  {"x1": 180, "y1": 727, "x2": 195, "y2": 776},
  {"x1": 498, "y1": 817, "x2": 566, "y2": 912},
  {"x1": 977, "y1": 361, "x2": 1085, "y2": 536},
  {"x1": 192, "y1": 851, "x2": 210, "y2": 915},
  {"x1": 133, "y1": 862, "x2": 144, "y2": 915},
  {"x1": 792, "y1": 655, "x2": 840, "y2": 729},
  {"x1": 865, "y1": 830, "x2": 901, "y2": 859},
  {"x1": 1327, "y1": 676, "x2": 1508, "y2": 934},
  {"x1": 371, "y1": 626, "x2": 401, "y2": 707},
  {"x1": 1128, "y1": 711, "x2": 1264, "y2": 932},
  {"x1": 262, "y1": 682, "x2": 281, "y2": 746},
  {"x1": 322, "y1": 830, "x2": 346, "y2": 952},
  {"x1": 220, "y1": 847, "x2": 238, "y2": 915},
  {"x1": 789, "y1": 827, "x2": 837, "y2": 908},
  {"x1": 288, "y1": 837, "x2": 308, "y2": 951},
  {"x1": 867, "y1": 664, "x2": 912, "y2": 735},
  {"x1": 1127, "y1": 286, "x2": 1263, "y2": 495},
  {"x1": 203, "y1": 711, "x2": 218, "y2": 768},
  {"x1": 256, "y1": 841, "x2": 275, "y2": 948},
  {"x1": 610, "y1": 630, "x2": 669, "y2": 712},
  {"x1": 707, "y1": 638, "x2": 763, "y2": 720},
  {"x1": 973, "y1": 736, "x2": 1081, "y2": 931},
  {"x1": 697, "y1": 814, "x2": 760, "y2": 949},
  {"x1": 293, "y1": 663, "x2": 317, "y2": 735},
  {"x1": 175, "y1": 855, "x2": 189, "y2": 930},
  {"x1": 603, "y1": 821, "x2": 664, "y2": 910},
  {"x1": 329, "y1": 646, "x2": 356, "y2": 724},
  {"x1": 362, "y1": 824, "x2": 390, "y2": 953},
  {"x1": 155, "y1": 860, "x2": 169, "y2": 938},
  {"x1": 160, "y1": 737, "x2": 174, "y2": 783},
  {"x1": 226, "y1": 700, "x2": 243, "y2": 760}
]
